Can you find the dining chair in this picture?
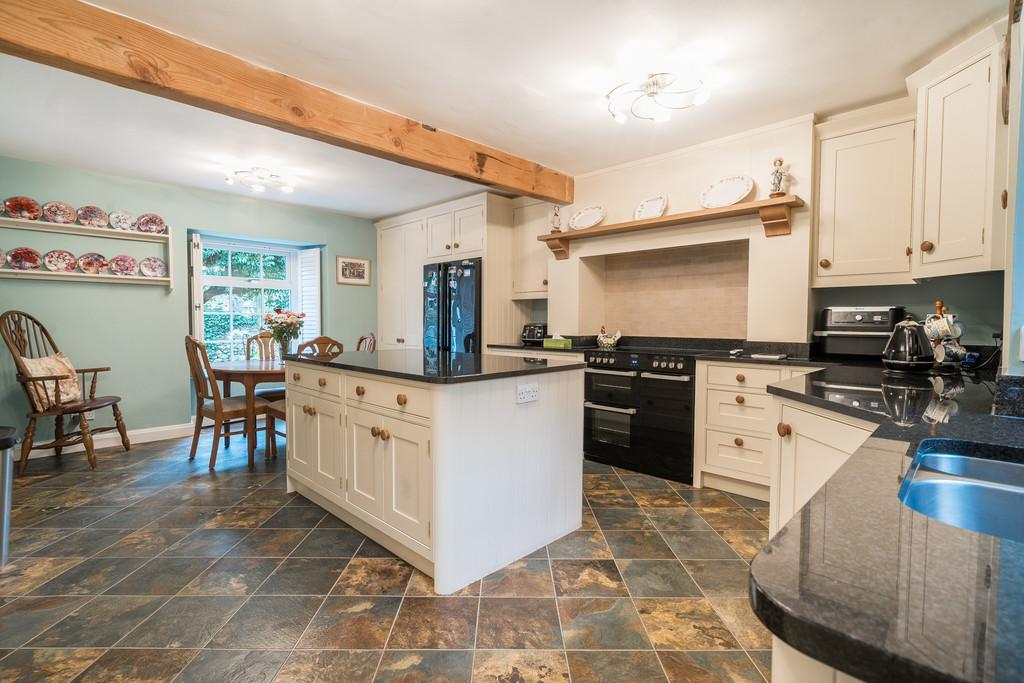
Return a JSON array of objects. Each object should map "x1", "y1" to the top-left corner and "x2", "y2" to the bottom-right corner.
[
  {"x1": 246, "y1": 331, "x2": 286, "y2": 401},
  {"x1": 297, "y1": 335, "x2": 344, "y2": 360},
  {"x1": 266, "y1": 399, "x2": 286, "y2": 460},
  {"x1": 0, "y1": 310, "x2": 130, "y2": 474},
  {"x1": 185, "y1": 336, "x2": 272, "y2": 469}
]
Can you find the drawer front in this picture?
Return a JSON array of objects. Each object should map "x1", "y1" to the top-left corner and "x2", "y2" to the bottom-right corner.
[
  {"x1": 705, "y1": 389, "x2": 773, "y2": 434},
  {"x1": 346, "y1": 376, "x2": 431, "y2": 419},
  {"x1": 288, "y1": 365, "x2": 342, "y2": 397},
  {"x1": 704, "y1": 429, "x2": 771, "y2": 478},
  {"x1": 706, "y1": 364, "x2": 781, "y2": 391}
]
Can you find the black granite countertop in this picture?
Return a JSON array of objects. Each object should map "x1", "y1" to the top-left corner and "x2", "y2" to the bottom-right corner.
[
  {"x1": 751, "y1": 363, "x2": 1024, "y2": 681},
  {"x1": 486, "y1": 343, "x2": 594, "y2": 353},
  {"x1": 284, "y1": 349, "x2": 584, "y2": 384}
]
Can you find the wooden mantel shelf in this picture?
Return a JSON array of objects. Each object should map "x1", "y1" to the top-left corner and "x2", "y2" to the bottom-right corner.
[{"x1": 538, "y1": 194, "x2": 804, "y2": 260}]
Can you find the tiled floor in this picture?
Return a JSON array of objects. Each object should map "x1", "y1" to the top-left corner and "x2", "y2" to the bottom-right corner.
[{"x1": 1, "y1": 433, "x2": 772, "y2": 682}]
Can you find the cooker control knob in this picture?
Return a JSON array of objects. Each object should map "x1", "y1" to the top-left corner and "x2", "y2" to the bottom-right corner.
[
  {"x1": 668, "y1": 362, "x2": 676, "y2": 369},
  {"x1": 855, "y1": 314, "x2": 864, "y2": 321}
]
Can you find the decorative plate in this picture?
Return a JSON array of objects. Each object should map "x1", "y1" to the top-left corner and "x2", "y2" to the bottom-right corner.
[
  {"x1": 135, "y1": 213, "x2": 166, "y2": 233},
  {"x1": 77, "y1": 252, "x2": 108, "y2": 274},
  {"x1": 42, "y1": 200, "x2": 76, "y2": 224},
  {"x1": 4, "y1": 196, "x2": 42, "y2": 220},
  {"x1": 43, "y1": 249, "x2": 76, "y2": 272},
  {"x1": 699, "y1": 176, "x2": 754, "y2": 208},
  {"x1": 109, "y1": 254, "x2": 139, "y2": 276},
  {"x1": 7, "y1": 246, "x2": 43, "y2": 270},
  {"x1": 108, "y1": 210, "x2": 136, "y2": 231},
  {"x1": 76, "y1": 205, "x2": 109, "y2": 228},
  {"x1": 568, "y1": 205, "x2": 606, "y2": 230},
  {"x1": 139, "y1": 256, "x2": 168, "y2": 278},
  {"x1": 634, "y1": 196, "x2": 668, "y2": 221}
]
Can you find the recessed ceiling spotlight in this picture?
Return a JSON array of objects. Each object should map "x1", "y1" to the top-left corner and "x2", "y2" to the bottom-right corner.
[
  {"x1": 224, "y1": 166, "x2": 296, "y2": 193},
  {"x1": 606, "y1": 73, "x2": 710, "y2": 123}
]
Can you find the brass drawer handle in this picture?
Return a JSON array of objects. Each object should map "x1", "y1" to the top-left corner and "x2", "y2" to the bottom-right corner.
[
  {"x1": 318, "y1": 377, "x2": 327, "y2": 387},
  {"x1": 396, "y1": 393, "x2": 408, "y2": 406},
  {"x1": 777, "y1": 422, "x2": 792, "y2": 438},
  {"x1": 735, "y1": 373, "x2": 745, "y2": 382},
  {"x1": 734, "y1": 437, "x2": 744, "y2": 447},
  {"x1": 735, "y1": 395, "x2": 745, "y2": 404},
  {"x1": 355, "y1": 385, "x2": 366, "y2": 396},
  {"x1": 819, "y1": 258, "x2": 831, "y2": 268},
  {"x1": 308, "y1": 406, "x2": 317, "y2": 416},
  {"x1": 920, "y1": 240, "x2": 935, "y2": 253},
  {"x1": 370, "y1": 426, "x2": 380, "y2": 438},
  {"x1": 379, "y1": 429, "x2": 391, "y2": 441},
  {"x1": 292, "y1": 372, "x2": 301, "y2": 381}
]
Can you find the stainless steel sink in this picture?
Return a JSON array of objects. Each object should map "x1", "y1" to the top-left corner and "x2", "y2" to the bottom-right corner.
[{"x1": 898, "y1": 439, "x2": 1024, "y2": 543}]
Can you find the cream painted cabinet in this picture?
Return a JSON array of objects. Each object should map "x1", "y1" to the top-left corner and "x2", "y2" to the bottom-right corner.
[
  {"x1": 380, "y1": 417, "x2": 432, "y2": 546},
  {"x1": 286, "y1": 389, "x2": 344, "y2": 504},
  {"x1": 285, "y1": 392, "x2": 314, "y2": 481},
  {"x1": 425, "y1": 205, "x2": 485, "y2": 260},
  {"x1": 814, "y1": 121, "x2": 915, "y2": 285},
  {"x1": 425, "y1": 212, "x2": 453, "y2": 259},
  {"x1": 378, "y1": 219, "x2": 426, "y2": 349},
  {"x1": 345, "y1": 406, "x2": 384, "y2": 518},
  {"x1": 512, "y1": 200, "x2": 551, "y2": 298}
]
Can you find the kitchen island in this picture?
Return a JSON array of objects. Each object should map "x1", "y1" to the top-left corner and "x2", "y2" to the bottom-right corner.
[{"x1": 282, "y1": 349, "x2": 584, "y2": 594}]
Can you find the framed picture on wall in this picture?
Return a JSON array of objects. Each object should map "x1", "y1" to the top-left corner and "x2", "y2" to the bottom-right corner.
[{"x1": 336, "y1": 256, "x2": 371, "y2": 286}]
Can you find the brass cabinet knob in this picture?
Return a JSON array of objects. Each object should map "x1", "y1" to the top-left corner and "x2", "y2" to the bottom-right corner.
[
  {"x1": 397, "y1": 338, "x2": 405, "y2": 344},
  {"x1": 379, "y1": 429, "x2": 391, "y2": 441},
  {"x1": 308, "y1": 406, "x2": 317, "y2": 416},
  {"x1": 445, "y1": 244, "x2": 451, "y2": 250},
  {"x1": 292, "y1": 372, "x2": 300, "y2": 381},
  {"x1": 318, "y1": 377, "x2": 327, "y2": 387},
  {"x1": 735, "y1": 373, "x2": 745, "y2": 382},
  {"x1": 735, "y1": 395, "x2": 745, "y2": 404},
  {"x1": 542, "y1": 279, "x2": 548, "y2": 286},
  {"x1": 819, "y1": 258, "x2": 831, "y2": 268},
  {"x1": 355, "y1": 385, "x2": 366, "y2": 396},
  {"x1": 453, "y1": 242, "x2": 460, "y2": 249},
  {"x1": 734, "y1": 437, "x2": 744, "y2": 447},
  {"x1": 920, "y1": 240, "x2": 935, "y2": 253},
  {"x1": 370, "y1": 426, "x2": 380, "y2": 438},
  {"x1": 396, "y1": 393, "x2": 408, "y2": 406},
  {"x1": 1002, "y1": 189, "x2": 1008, "y2": 209},
  {"x1": 777, "y1": 422, "x2": 792, "y2": 438},
  {"x1": 905, "y1": 246, "x2": 913, "y2": 256}
]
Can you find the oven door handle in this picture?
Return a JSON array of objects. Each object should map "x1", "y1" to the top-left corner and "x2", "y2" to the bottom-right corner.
[
  {"x1": 584, "y1": 368, "x2": 638, "y2": 377},
  {"x1": 639, "y1": 372, "x2": 692, "y2": 382},
  {"x1": 584, "y1": 402, "x2": 638, "y2": 415}
]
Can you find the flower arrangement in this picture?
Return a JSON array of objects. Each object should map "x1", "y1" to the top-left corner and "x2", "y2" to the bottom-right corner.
[{"x1": 264, "y1": 308, "x2": 305, "y2": 356}]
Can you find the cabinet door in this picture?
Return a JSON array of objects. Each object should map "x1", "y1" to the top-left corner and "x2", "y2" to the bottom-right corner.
[
  {"x1": 921, "y1": 57, "x2": 993, "y2": 266},
  {"x1": 453, "y1": 205, "x2": 485, "y2": 255},
  {"x1": 513, "y1": 202, "x2": 550, "y2": 295},
  {"x1": 379, "y1": 225, "x2": 407, "y2": 348},
  {"x1": 345, "y1": 407, "x2": 384, "y2": 519},
  {"x1": 775, "y1": 405, "x2": 871, "y2": 529},
  {"x1": 817, "y1": 121, "x2": 914, "y2": 278},
  {"x1": 285, "y1": 393, "x2": 313, "y2": 481},
  {"x1": 309, "y1": 395, "x2": 344, "y2": 500},
  {"x1": 425, "y1": 212, "x2": 454, "y2": 259},
  {"x1": 403, "y1": 223, "x2": 426, "y2": 348},
  {"x1": 380, "y1": 418, "x2": 432, "y2": 546}
]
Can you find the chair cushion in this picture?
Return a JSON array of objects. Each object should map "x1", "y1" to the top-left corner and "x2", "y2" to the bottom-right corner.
[
  {"x1": 38, "y1": 395, "x2": 120, "y2": 416},
  {"x1": 201, "y1": 396, "x2": 271, "y2": 417},
  {"x1": 267, "y1": 399, "x2": 286, "y2": 419},
  {"x1": 255, "y1": 385, "x2": 286, "y2": 401},
  {"x1": 21, "y1": 352, "x2": 81, "y2": 411}
]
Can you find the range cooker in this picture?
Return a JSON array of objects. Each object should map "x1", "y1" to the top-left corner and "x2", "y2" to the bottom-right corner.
[{"x1": 583, "y1": 347, "x2": 703, "y2": 484}]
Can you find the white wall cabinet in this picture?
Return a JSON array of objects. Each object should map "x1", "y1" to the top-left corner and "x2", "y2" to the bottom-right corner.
[
  {"x1": 378, "y1": 219, "x2": 426, "y2": 349},
  {"x1": 512, "y1": 199, "x2": 551, "y2": 299},
  {"x1": 425, "y1": 212, "x2": 454, "y2": 259},
  {"x1": 425, "y1": 205, "x2": 484, "y2": 260}
]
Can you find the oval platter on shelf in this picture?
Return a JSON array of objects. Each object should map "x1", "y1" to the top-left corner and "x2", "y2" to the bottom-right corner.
[
  {"x1": 634, "y1": 196, "x2": 668, "y2": 221},
  {"x1": 699, "y1": 175, "x2": 754, "y2": 209},
  {"x1": 44, "y1": 249, "x2": 76, "y2": 272},
  {"x1": 7, "y1": 246, "x2": 43, "y2": 270},
  {"x1": 42, "y1": 200, "x2": 77, "y2": 224},
  {"x1": 568, "y1": 206, "x2": 606, "y2": 230},
  {"x1": 4, "y1": 196, "x2": 42, "y2": 220},
  {"x1": 76, "y1": 205, "x2": 109, "y2": 228},
  {"x1": 77, "y1": 252, "x2": 108, "y2": 274},
  {"x1": 139, "y1": 256, "x2": 168, "y2": 278},
  {"x1": 135, "y1": 213, "x2": 167, "y2": 234},
  {"x1": 108, "y1": 210, "x2": 136, "y2": 231},
  {"x1": 109, "y1": 254, "x2": 139, "y2": 276}
]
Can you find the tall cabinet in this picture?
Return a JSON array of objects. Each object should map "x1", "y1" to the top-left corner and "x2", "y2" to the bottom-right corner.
[{"x1": 378, "y1": 219, "x2": 426, "y2": 350}]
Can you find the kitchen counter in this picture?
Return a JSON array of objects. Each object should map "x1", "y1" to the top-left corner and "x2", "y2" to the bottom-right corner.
[
  {"x1": 486, "y1": 343, "x2": 593, "y2": 353},
  {"x1": 285, "y1": 349, "x2": 584, "y2": 384},
  {"x1": 751, "y1": 364, "x2": 1024, "y2": 681}
]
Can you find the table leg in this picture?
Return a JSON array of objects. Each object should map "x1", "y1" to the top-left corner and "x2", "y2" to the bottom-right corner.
[
  {"x1": 223, "y1": 380, "x2": 232, "y2": 447},
  {"x1": 244, "y1": 377, "x2": 256, "y2": 468}
]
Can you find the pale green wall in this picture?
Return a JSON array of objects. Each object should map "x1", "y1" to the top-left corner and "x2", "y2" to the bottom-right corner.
[{"x1": 0, "y1": 155, "x2": 376, "y2": 438}]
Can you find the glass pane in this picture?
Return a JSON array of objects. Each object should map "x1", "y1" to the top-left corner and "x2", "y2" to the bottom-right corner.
[
  {"x1": 232, "y1": 315, "x2": 261, "y2": 338},
  {"x1": 203, "y1": 285, "x2": 230, "y2": 312},
  {"x1": 231, "y1": 287, "x2": 261, "y2": 315},
  {"x1": 263, "y1": 254, "x2": 287, "y2": 280},
  {"x1": 202, "y1": 248, "x2": 228, "y2": 276},
  {"x1": 203, "y1": 314, "x2": 231, "y2": 342},
  {"x1": 230, "y1": 250, "x2": 261, "y2": 279},
  {"x1": 264, "y1": 288, "x2": 292, "y2": 313},
  {"x1": 205, "y1": 341, "x2": 231, "y2": 363}
]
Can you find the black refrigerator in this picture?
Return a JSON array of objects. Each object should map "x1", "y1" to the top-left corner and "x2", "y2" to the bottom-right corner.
[{"x1": 423, "y1": 258, "x2": 482, "y2": 355}]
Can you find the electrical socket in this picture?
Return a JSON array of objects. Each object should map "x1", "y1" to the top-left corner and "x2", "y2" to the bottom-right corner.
[{"x1": 516, "y1": 383, "x2": 539, "y2": 404}]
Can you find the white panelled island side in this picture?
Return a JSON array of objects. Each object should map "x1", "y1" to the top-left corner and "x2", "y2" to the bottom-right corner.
[{"x1": 282, "y1": 349, "x2": 584, "y2": 594}]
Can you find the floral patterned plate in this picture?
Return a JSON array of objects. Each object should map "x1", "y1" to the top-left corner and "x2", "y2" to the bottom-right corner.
[
  {"x1": 135, "y1": 213, "x2": 166, "y2": 234},
  {"x1": 77, "y1": 252, "x2": 108, "y2": 274},
  {"x1": 43, "y1": 249, "x2": 76, "y2": 272},
  {"x1": 108, "y1": 210, "x2": 135, "y2": 231},
  {"x1": 76, "y1": 205, "x2": 109, "y2": 228},
  {"x1": 42, "y1": 200, "x2": 76, "y2": 224},
  {"x1": 109, "y1": 254, "x2": 139, "y2": 276},
  {"x1": 4, "y1": 196, "x2": 42, "y2": 220},
  {"x1": 7, "y1": 246, "x2": 43, "y2": 270},
  {"x1": 139, "y1": 256, "x2": 167, "y2": 278}
]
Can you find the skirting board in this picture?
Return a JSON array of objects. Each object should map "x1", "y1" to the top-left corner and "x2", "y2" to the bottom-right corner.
[{"x1": 24, "y1": 421, "x2": 195, "y2": 459}]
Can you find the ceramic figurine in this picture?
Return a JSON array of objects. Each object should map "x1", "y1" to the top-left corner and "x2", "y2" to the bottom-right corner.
[
  {"x1": 769, "y1": 157, "x2": 790, "y2": 197},
  {"x1": 596, "y1": 325, "x2": 621, "y2": 349},
  {"x1": 550, "y1": 205, "x2": 562, "y2": 233}
]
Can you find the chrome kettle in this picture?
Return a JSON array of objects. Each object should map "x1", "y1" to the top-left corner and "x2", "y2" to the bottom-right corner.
[{"x1": 882, "y1": 316, "x2": 935, "y2": 372}]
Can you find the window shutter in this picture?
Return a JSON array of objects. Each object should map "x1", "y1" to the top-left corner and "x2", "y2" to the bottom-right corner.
[
  {"x1": 189, "y1": 233, "x2": 204, "y2": 339},
  {"x1": 297, "y1": 247, "x2": 322, "y2": 342}
]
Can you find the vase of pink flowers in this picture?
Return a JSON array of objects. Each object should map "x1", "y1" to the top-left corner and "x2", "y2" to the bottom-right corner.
[{"x1": 263, "y1": 308, "x2": 305, "y2": 358}]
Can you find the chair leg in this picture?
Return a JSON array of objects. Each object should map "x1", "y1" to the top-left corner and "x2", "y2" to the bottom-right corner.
[
  {"x1": 188, "y1": 414, "x2": 204, "y2": 461},
  {"x1": 53, "y1": 416, "x2": 64, "y2": 458},
  {"x1": 265, "y1": 416, "x2": 275, "y2": 461},
  {"x1": 112, "y1": 403, "x2": 131, "y2": 451},
  {"x1": 79, "y1": 414, "x2": 97, "y2": 470},
  {"x1": 209, "y1": 419, "x2": 223, "y2": 470},
  {"x1": 18, "y1": 417, "x2": 36, "y2": 476}
]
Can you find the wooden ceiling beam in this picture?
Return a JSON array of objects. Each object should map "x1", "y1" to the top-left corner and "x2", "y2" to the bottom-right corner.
[{"x1": 0, "y1": 0, "x2": 574, "y2": 204}]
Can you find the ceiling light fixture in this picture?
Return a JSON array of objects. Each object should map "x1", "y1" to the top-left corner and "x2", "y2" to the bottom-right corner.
[
  {"x1": 606, "y1": 72, "x2": 710, "y2": 123},
  {"x1": 224, "y1": 166, "x2": 296, "y2": 193}
]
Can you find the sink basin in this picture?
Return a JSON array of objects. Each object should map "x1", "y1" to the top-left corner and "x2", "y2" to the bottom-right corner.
[{"x1": 899, "y1": 439, "x2": 1024, "y2": 543}]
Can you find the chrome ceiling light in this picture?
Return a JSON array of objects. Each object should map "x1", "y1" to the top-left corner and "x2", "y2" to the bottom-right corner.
[
  {"x1": 606, "y1": 72, "x2": 710, "y2": 123},
  {"x1": 224, "y1": 166, "x2": 296, "y2": 193}
]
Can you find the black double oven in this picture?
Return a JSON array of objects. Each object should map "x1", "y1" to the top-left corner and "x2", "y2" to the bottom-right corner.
[{"x1": 583, "y1": 349, "x2": 696, "y2": 484}]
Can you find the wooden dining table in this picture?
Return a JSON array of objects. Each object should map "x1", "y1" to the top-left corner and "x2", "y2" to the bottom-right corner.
[{"x1": 209, "y1": 359, "x2": 286, "y2": 467}]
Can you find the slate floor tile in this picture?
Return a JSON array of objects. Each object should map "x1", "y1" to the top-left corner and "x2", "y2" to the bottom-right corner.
[
  {"x1": 73, "y1": 647, "x2": 197, "y2": 683},
  {"x1": 658, "y1": 650, "x2": 766, "y2": 682},
  {"x1": 331, "y1": 558, "x2": 413, "y2": 596},
  {"x1": 551, "y1": 560, "x2": 628, "y2": 597},
  {"x1": 557, "y1": 597, "x2": 650, "y2": 650},
  {"x1": 592, "y1": 507, "x2": 656, "y2": 530},
  {"x1": 584, "y1": 490, "x2": 638, "y2": 508},
  {"x1": 8, "y1": 528, "x2": 70, "y2": 556},
  {"x1": 583, "y1": 474, "x2": 626, "y2": 491},
  {"x1": 205, "y1": 506, "x2": 278, "y2": 529},
  {"x1": 226, "y1": 528, "x2": 309, "y2": 557},
  {"x1": 104, "y1": 557, "x2": 214, "y2": 595},
  {"x1": 472, "y1": 649, "x2": 569, "y2": 682},
  {"x1": 476, "y1": 597, "x2": 563, "y2": 649},
  {"x1": 161, "y1": 528, "x2": 249, "y2": 557},
  {"x1": 630, "y1": 489, "x2": 688, "y2": 508},
  {"x1": 259, "y1": 506, "x2": 327, "y2": 528},
  {"x1": 582, "y1": 460, "x2": 615, "y2": 474},
  {"x1": 709, "y1": 596, "x2": 773, "y2": 650},
  {"x1": 721, "y1": 529, "x2": 769, "y2": 561},
  {"x1": 546, "y1": 530, "x2": 612, "y2": 560},
  {"x1": 406, "y1": 569, "x2": 480, "y2": 597},
  {"x1": 257, "y1": 557, "x2": 349, "y2": 595},
  {"x1": 693, "y1": 507, "x2": 767, "y2": 532},
  {"x1": 748, "y1": 649, "x2": 772, "y2": 681},
  {"x1": 88, "y1": 505, "x2": 175, "y2": 528},
  {"x1": 291, "y1": 528, "x2": 365, "y2": 557},
  {"x1": 616, "y1": 559, "x2": 702, "y2": 598},
  {"x1": 208, "y1": 595, "x2": 324, "y2": 649},
  {"x1": 29, "y1": 528, "x2": 131, "y2": 558},
  {"x1": 297, "y1": 595, "x2": 401, "y2": 649},
  {"x1": 0, "y1": 596, "x2": 91, "y2": 648},
  {"x1": 237, "y1": 489, "x2": 297, "y2": 507},
  {"x1": 566, "y1": 650, "x2": 668, "y2": 682},
  {"x1": 619, "y1": 473, "x2": 675, "y2": 490},
  {"x1": 661, "y1": 531, "x2": 741, "y2": 560},
  {"x1": 0, "y1": 558, "x2": 82, "y2": 595},
  {"x1": 0, "y1": 647, "x2": 105, "y2": 682},
  {"x1": 179, "y1": 557, "x2": 282, "y2": 596},
  {"x1": 117, "y1": 595, "x2": 245, "y2": 648},
  {"x1": 676, "y1": 489, "x2": 740, "y2": 507},
  {"x1": 31, "y1": 506, "x2": 124, "y2": 528},
  {"x1": 274, "y1": 649, "x2": 380, "y2": 683},
  {"x1": 354, "y1": 538, "x2": 397, "y2": 558},
  {"x1": 682, "y1": 560, "x2": 751, "y2": 597},
  {"x1": 28, "y1": 595, "x2": 167, "y2": 647},
  {"x1": 174, "y1": 648, "x2": 289, "y2": 683},
  {"x1": 603, "y1": 530, "x2": 675, "y2": 559},
  {"x1": 95, "y1": 528, "x2": 194, "y2": 557},
  {"x1": 634, "y1": 598, "x2": 740, "y2": 650},
  {"x1": 29, "y1": 557, "x2": 147, "y2": 595},
  {"x1": 387, "y1": 597, "x2": 479, "y2": 649},
  {"x1": 480, "y1": 559, "x2": 554, "y2": 597},
  {"x1": 645, "y1": 508, "x2": 714, "y2": 532},
  {"x1": 375, "y1": 649, "x2": 473, "y2": 683}
]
